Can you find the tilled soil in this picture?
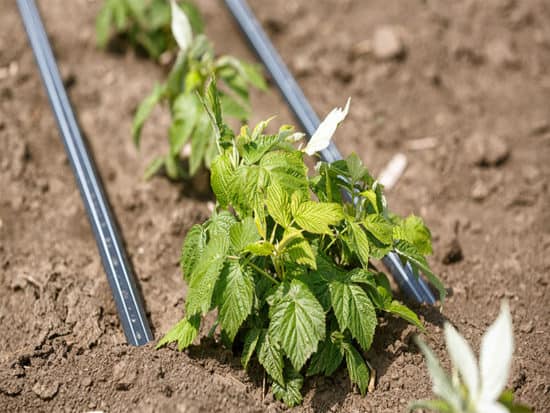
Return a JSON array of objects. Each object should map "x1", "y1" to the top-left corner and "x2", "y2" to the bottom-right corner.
[{"x1": 1, "y1": 0, "x2": 549, "y2": 412}]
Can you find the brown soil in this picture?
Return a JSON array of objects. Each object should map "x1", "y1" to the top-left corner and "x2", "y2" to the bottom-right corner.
[{"x1": 1, "y1": 0, "x2": 549, "y2": 411}]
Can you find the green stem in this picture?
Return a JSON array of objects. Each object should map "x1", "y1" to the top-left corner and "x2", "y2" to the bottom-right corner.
[{"x1": 249, "y1": 262, "x2": 279, "y2": 285}]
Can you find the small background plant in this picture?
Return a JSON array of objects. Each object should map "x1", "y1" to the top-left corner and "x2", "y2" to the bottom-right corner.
[
  {"x1": 157, "y1": 83, "x2": 444, "y2": 406},
  {"x1": 128, "y1": 0, "x2": 266, "y2": 180},
  {"x1": 411, "y1": 302, "x2": 533, "y2": 413},
  {"x1": 96, "y1": 0, "x2": 203, "y2": 60}
]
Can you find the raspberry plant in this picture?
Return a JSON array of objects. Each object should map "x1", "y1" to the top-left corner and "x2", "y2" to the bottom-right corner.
[
  {"x1": 96, "y1": 0, "x2": 203, "y2": 60},
  {"x1": 158, "y1": 82, "x2": 444, "y2": 406},
  {"x1": 131, "y1": 1, "x2": 266, "y2": 180}
]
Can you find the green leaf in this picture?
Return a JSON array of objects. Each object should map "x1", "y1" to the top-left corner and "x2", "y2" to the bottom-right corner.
[
  {"x1": 240, "y1": 61, "x2": 267, "y2": 91},
  {"x1": 348, "y1": 221, "x2": 370, "y2": 267},
  {"x1": 259, "y1": 150, "x2": 309, "y2": 196},
  {"x1": 342, "y1": 341, "x2": 370, "y2": 396},
  {"x1": 293, "y1": 202, "x2": 344, "y2": 235},
  {"x1": 408, "y1": 399, "x2": 454, "y2": 413},
  {"x1": 179, "y1": 1, "x2": 204, "y2": 34},
  {"x1": 241, "y1": 328, "x2": 261, "y2": 369},
  {"x1": 185, "y1": 235, "x2": 229, "y2": 316},
  {"x1": 220, "y1": 93, "x2": 249, "y2": 120},
  {"x1": 360, "y1": 190, "x2": 380, "y2": 214},
  {"x1": 180, "y1": 224, "x2": 207, "y2": 281},
  {"x1": 272, "y1": 366, "x2": 304, "y2": 407},
  {"x1": 229, "y1": 165, "x2": 269, "y2": 217},
  {"x1": 258, "y1": 330, "x2": 285, "y2": 385},
  {"x1": 215, "y1": 261, "x2": 254, "y2": 341},
  {"x1": 266, "y1": 182, "x2": 292, "y2": 228},
  {"x1": 207, "y1": 210, "x2": 236, "y2": 238},
  {"x1": 363, "y1": 214, "x2": 393, "y2": 245},
  {"x1": 189, "y1": 112, "x2": 212, "y2": 175},
  {"x1": 394, "y1": 240, "x2": 446, "y2": 301},
  {"x1": 280, "y1": 231, "x2": 316, "y2": 270},
  {"x1": 306, "y1": 337, "x2": 344, "y2": 377},
  {"x1": 241, "y1": 134, "x2": 280, "y2": 165},
  {"x1": 346, "y1": 153, "x2": 371, "y2": 183},
  {"x1": 156, "y1": 314, "x2": 200, "y2": 351},
  {"x1": 244, "y1": 241, "x2": 274, "y2": 256},
  {"x1": 169, "y1": 94, "x2": 200, "y2": 154},
  {"x1": 230, "y1": 217, "x2": 260, "y2": 252},
  {"x1": 133, "y1": 84, "x2": 165, "y2": 147},
  {"x1": 385, "y1": 301, "x2": 424, "y2": 330},
  {"x1": 96, "y1": 2, "x2": 114, "y2": 48},
  {"x1": 329, "y1": 274, "x2": 377, "y2": 351},
  {"x1": 143, "y1": 156, "x2": 165, "y2": 180},
  {"x1": 498, "y1": 390, "x2": 534, "y2": 413},
  {"x1": 210, "y1": 152, "x2": 234, "y2": 208},
  {"x1": 268, "y1": 280, "x2": 325, "y2": 370},
  {"x1": 393, "y1": 215, "x2": 433, "y2": 255}
]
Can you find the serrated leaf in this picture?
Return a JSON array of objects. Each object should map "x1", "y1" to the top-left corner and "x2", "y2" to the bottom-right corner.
[
  {"x1": 268, "y1": 280, "x2": 325, "y2": 371},
  {"x1": 229, "y1": 165, "x2": 268, "y2": 217},
  {"x1": 207, "y1": 210, "x2": 236, "y2": 238},
  {"x1": 181, "y1": 224, "x2": 207, "y2": 281},
  {"x1": 132, "y1": 84, "x2": 165, "y2": 147},
  {"x1": 210, "y1": 152, "x2": 233, "y2": 208},
  {"x1": 241, "y1": 134, "x2": 281, "y2": 165},
  {"x1": 272, "y1": 366, "x2": 304, "y2": 407},
  {"x1": 241, "y1": 328, "x2": 261, "y2": 369},
  {"x1": 393, "y1": 215, "x2": 433, "y2": 255},
  {"x1": 394, "y1": 239, "x2": 446, "y2": 301},
  {"x1": 385, "y1": 301, "x2": 424, "y2": 330},
  {"x1": 280, "y1": 231, "x2": 316, "y2": 270},
  {"x1": 329, "y1": 274, "x2": 377, "y2": 351},
  {"x1": 258, "y1": 330, "x2": 285, "y2": 385},
  {"x1": 306, "y1": 337, "x2": 344, "y2": 377},
  {"x1": 230, "y1": 217, "x2": 260, "y2": 252},
  {"x1": 156, "y1": 314, "x2": 200, "y2": 351},
  {"x1": 348, "y1": 221, "x2": 370, "y2": 267},
  {"x1": 363, "y1": 214, "x2": 393, "y2": 245},
  {"x1": 185, "y1": 235, "x2": 229, "y2": 316},
  {"x1": 293, "y1": 201, "x2": 344, "y2": 235},
  {"x1": 342, "y1": 341, "x2": 370, "y2": 396},
  {"x1": 266, "y1": 182, "x2": 292, "y2": 228},
  {"x1": 215, "y1": 261, "x2": 254, "y2": 341},
  {"x1": 259, "y1": 150, "x2": 309, "y2": 196}
]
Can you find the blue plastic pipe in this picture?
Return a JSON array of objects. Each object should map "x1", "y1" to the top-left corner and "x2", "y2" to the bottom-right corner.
[
  {"x1": 17, "y1": 0, "x2": 153, "y2": 345},
  {"x1": 224, "y1": 0, "x2": 436, "y2": 304}
]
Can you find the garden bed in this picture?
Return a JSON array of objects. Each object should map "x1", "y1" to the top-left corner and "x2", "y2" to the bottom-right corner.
[{"x1": 0, "y1": 0, "x2": 549, "y2": 411}]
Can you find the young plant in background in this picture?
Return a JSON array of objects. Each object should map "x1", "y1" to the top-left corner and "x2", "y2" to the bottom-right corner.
[
  {"x1": 96, "y1": 0, "x2": 203, "y2": 60},
  {"x1": 131, "y1": 0, "x2": 266, "y2": 180},
  {"x1": 157, "y1": 83, "x2": 444, "y2": 406},
  {"x1": 411, "y1": 302, "x2": 533, "y2": 413}
]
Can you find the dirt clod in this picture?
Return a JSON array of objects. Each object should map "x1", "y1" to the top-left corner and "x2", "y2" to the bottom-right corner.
[
  {"x1": 465, "y1": 133, "x2": 510, "y2": 166},
  {"x1": 372, "y1": 26, "x2": 405, "y2": 60},
  {"x1": 32, "y1": 380, "x2": 59, "y2": 400},
  {"x1": 442, "y1": 238, "x2": 464, "y2": 265}
]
